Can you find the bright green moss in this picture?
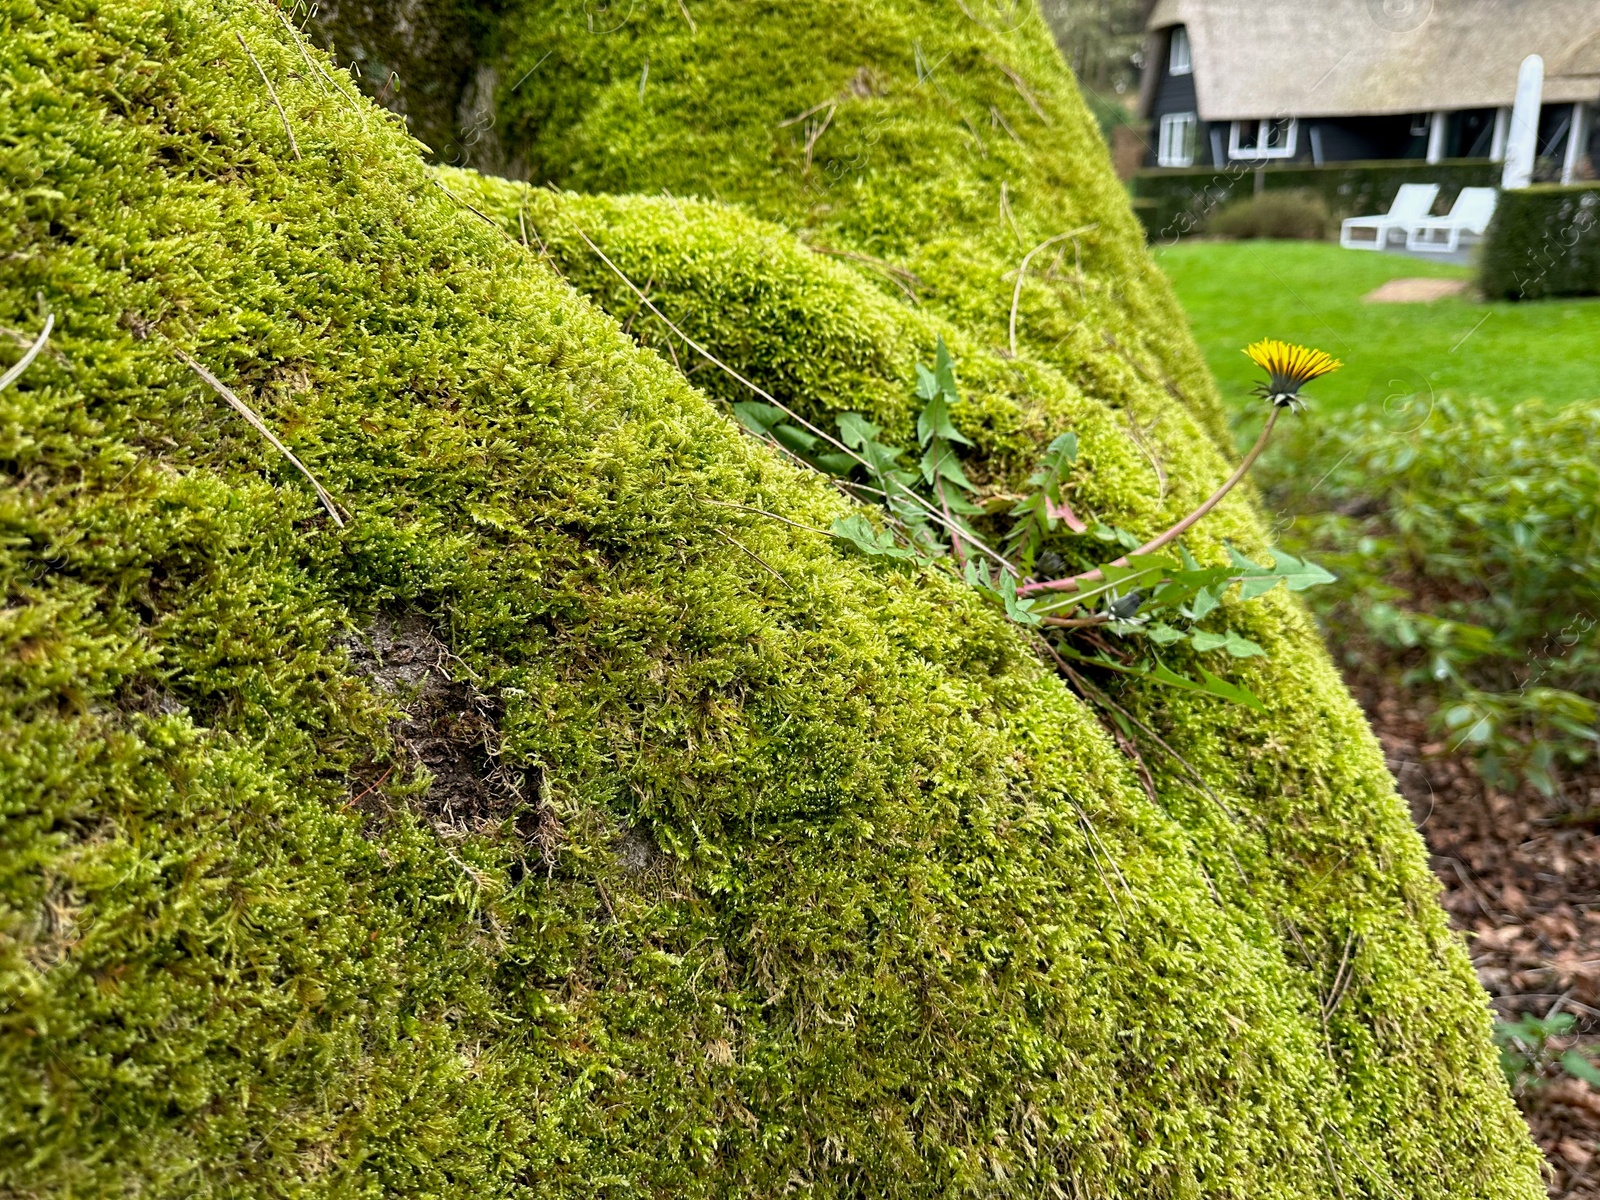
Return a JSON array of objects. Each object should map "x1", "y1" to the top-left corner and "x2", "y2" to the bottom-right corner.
[
  {"x1": 0, "y1": 2, "x2": 1542, "y2": 1198},
  {"x1": 490, "y1": 0, "x2": 1227, "y2": 450}
]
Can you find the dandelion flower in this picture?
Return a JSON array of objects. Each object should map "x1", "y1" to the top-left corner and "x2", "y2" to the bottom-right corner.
[{"x1": 1243, "y1": 339, "x2": 1342, "y2": 411}]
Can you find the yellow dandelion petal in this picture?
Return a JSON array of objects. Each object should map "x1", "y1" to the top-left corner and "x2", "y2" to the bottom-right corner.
[{"x1": 1243, "y1": 339, "x2": 1342, "y2": 409}]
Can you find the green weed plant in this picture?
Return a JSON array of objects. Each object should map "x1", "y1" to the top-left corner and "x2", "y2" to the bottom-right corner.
[{"x1": 1267, "y1": 397, "x2": 1600, "y2": 798}]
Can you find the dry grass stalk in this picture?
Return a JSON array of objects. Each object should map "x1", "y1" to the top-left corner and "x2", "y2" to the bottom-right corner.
[
  {"x1": 175, "y1": 348, "x2": 346, "y2": 527},
  {"x1": 0, "y1": 313, "x2": 53, "y2": 393},
  {"x1": 711, "y1": 527, "x2": 792, "y2": 590},
  {"x1": 802, "y1": 105, "x2": 836, "y2": 172},
  {"x1": 1008, "y1": 224, "x2": 1097, "y2": 356},
  {"x1": 237, "y1": 32, "x2": 301, "y2": 161},
  {"x1": 807, "y1": 245, "x2": 923, "y2": 303},
  {"x1": 698, "y1": 497, "x2": 832, "y2": 537},
  {"x1": 564, "y1": 217, "x2": 1015, "y2": 572},
  {"x1": 987, "y1": 58, "x2": 1050, "y2": 123},
  {"x1": 271, "y1": 8, "x2": 364, "y2": 114}
]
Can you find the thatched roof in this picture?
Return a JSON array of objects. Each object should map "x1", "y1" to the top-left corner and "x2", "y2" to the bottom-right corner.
[{"x1": 1142, "y1": 0, "x2": 1600, "y2": 121}]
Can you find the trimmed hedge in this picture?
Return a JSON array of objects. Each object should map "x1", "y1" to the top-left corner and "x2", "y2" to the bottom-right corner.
[
  {"x1": 1480, "y1": 184, "x2": 1600, "y2": 300},
  {"x1": 1132, "y1": 160, "x2": 1501, "y2": 242}
]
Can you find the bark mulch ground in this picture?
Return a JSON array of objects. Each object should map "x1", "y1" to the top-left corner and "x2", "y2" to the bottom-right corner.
[{"x1": 1356, "y1": 674, "x2": 1600, "y2": 1198}]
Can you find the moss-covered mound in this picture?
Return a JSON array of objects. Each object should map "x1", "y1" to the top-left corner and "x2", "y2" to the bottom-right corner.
[
  {"x1": 0, "y1": 1, "x2": 1542, "y2": 1197},
  {"x1": 489, "y1": 0, "x2": 1225, "y2": 448}
]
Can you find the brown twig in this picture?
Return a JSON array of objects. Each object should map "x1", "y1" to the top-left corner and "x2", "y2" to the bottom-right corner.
[
  {"x1": 1040, "y1": 614, "x2": 1112, "y2": 629},
  {"x1": 347, "y1": 764, "x2": 395, "y2": 808},
  {"x1": 1019, "y1": 406, "x2": 1282, "y2": 598},
  {"x1": 175, "y1": 348, "x2": 346, "y2": 527}
]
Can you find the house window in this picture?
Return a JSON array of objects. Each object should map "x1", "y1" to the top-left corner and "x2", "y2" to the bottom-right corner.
[
  {"x1": 1158, "y1": 112, "x2": 1199, "y2": 167},
  {"x1": 1229, "y1": 117, "x2": 1298, "y2": 160},
  {"x1": 1168, "y1": 27, "x2": 1192, "y2": 76}
]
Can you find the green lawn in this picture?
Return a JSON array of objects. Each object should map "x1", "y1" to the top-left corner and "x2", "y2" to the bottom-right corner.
[{"x1": 1153, "y1": 241, "x2": 1600, "y2": 414}]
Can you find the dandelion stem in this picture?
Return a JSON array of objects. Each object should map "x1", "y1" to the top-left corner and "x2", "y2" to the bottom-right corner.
[{"x1": 1018, "y1": 406, "x2": 1281, "y2": 598}]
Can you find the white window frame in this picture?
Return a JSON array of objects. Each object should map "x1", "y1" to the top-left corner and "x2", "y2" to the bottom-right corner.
[
  {"x1": 1158, "y1": 112, "x2": 1199, "y2": 167},
  {"x1": 1229, "y1": 117, "x2": 1299, "y2": 161},
  {"x1": 1168, "y1": 27, "x2": 1192, "y2": 76}
]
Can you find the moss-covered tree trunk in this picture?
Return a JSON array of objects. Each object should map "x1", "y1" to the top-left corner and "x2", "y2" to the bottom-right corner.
[{"x1": 0, "y1": 0, "x2": 1544, "y2": 1196}]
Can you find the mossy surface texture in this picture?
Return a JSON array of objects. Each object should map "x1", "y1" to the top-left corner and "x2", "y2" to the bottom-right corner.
[
  {"x1": 490, "y1": 0, "x2": 1226, "y2": 449},
  {"x1": 0, "y1": 1, "x2": 1542, "y2": 1197}
]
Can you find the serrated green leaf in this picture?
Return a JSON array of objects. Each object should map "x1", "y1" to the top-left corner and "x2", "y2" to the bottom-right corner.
[
  {"x1": 1270, "y1": 550, "x2": 1338, "y2": 591},
  {"x1": 1190, "y1": 586, "x2": 1219, "y2": 620},
  {"x1": 1146, "y1": 622, "x2": 1185, "y2": 645},
  {"x1": 1197, "y1": 667, "x2": 1268, "y2": 712},
  {"x1": 1238, "y1": 575, "x2": 1282, "y2": 601},
  {"x1": 1223, "y1": 632, "x2": 1266, "y2": 658},
  {"x1": 1000, "y1": 573, "x2": 1042, "y2": 627},
  {"x1": 943, "y1": 490, "x2": 986, "y2": 515},
  {"x1": 1189, "y1": 629, "x2": 1229, "y2": 653},
  {"x1": 1227, "y1": 546, "x2": 1266, "y2": 572},
  {"x1": 934, "y1": 335, "x2": 958, "y2": 398},
  {"x1": 836, "y1": 412, "x2": 882, "y2": 450},
  {"x1": 1045, "y1": 430, "x2": 1078, "y2": 465},
  {"x1": 1562, "y1": 1050, "x2": 1600, "y2": 1088},
  {"x1": 830, "y1": 514, "x2": 917, "y2": 561},
  {"x1": 732, "y1": 400, "x2": 785, "y2": 434},
  {"x1": 771, "y1": 423, "x2": 819, "y2": 456},
  {"x1": 917, "y1": 393, "x2": 972, "y2": 448},
  {"x1": 920, "y1": 441, "x2": 976, "y2": 491}
]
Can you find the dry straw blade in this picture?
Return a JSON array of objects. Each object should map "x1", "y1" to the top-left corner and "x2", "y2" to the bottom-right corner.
[{"x1": 175, "y1": 348, "x2": 347, "y2": 527}]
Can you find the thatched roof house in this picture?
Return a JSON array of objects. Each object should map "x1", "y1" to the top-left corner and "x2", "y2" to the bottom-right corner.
[{"x1": 1139, "y1": 0, "x2": 1600, "y2": 177}]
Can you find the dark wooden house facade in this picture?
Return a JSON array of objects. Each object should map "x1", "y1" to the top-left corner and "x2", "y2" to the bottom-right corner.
[{"x1": 1138, "y1": 0, "x2": 1600, "y2": 181}]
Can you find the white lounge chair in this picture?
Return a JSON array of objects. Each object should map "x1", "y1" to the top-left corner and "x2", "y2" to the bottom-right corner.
[
  {"x1": 1339, "y1": 183, "x2": 1440, "y2": 251},
  {"x1": 1405, "y1": 187, "x2": 1499, "y2": 253}
]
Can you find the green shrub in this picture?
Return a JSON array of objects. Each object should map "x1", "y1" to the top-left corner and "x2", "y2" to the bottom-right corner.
[
  {"x1": 1479, "y1": 184, "x2": 1600, "y2": 300},
  {"x1": 1206, "y1": 190, "x2": 1331, "y2": 241},
  {"x1": 1265, "y1": 396, "x2": 1600, "y2": 797},
  {"x1": 1133, "y1": 160, "x2": 1499, "y2": 242}
]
